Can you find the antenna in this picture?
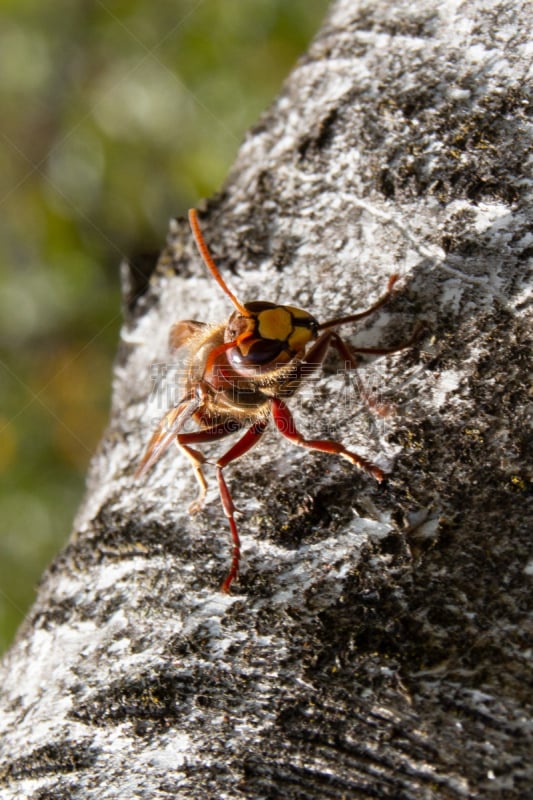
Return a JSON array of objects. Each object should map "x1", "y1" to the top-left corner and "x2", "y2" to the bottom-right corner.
[
  {"x1": 318, "y1": 274, "x2": 399, "y2": 330},
  {"x1": 188, "y1": 209, "x2": 250, "y2": 317}
]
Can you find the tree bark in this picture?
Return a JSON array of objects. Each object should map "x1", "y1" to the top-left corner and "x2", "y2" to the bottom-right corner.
[{"x1": 1, "y1": 1, "x2": 531, "y2": 798}]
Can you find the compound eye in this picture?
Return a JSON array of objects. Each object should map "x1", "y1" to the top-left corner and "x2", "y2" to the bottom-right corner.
[{"x1": 228, "y1": 337, "x2": 286, "y2": 371}]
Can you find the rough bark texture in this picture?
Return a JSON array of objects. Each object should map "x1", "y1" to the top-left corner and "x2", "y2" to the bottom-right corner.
[{"x1": 1, "y1": 1, "x2": 531, "y2": 798}]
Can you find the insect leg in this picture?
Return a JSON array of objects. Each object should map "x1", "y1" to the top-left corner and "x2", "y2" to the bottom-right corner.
[
  {"x1": 329, "y1": 325, "x2": 426, "y2": 414},
  {"x1": 330, "y1": 322, "x2": 426, "y2": 360},
  {"x1": 278, "y1": 331, "x2": 335, "y2": 398},
  {"x1": 328, "y1": 333, "x2": 388, "y2": 414},
  {"x1": 214, "y1": 419, "x2": 269, "y2": 592},
  {"x1": 271, "y1": 396, "x2": 384, "y2": 482},
  {"x1": 177, "y1": 424, "x2": 241, "y2": 513}
]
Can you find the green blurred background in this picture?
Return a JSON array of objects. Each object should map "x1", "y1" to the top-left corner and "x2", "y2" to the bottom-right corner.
[{"x1": 0, "y1": 0, "x2": 329, "y2": 653}]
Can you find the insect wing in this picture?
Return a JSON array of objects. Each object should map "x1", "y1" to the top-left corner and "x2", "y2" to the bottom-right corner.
[
  {"x1": 169, "y1": 320, "x2": 206, "y2": 352},
  {"x1": 135, "y1": 397, "x2": 199, "y2": 478}
]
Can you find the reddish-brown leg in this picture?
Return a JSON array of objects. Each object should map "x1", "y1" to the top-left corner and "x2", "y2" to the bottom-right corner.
[
  {"x1": 271, "y1": 396, "x2": 384, "y2": 481},
  {"x1": 278, "y1": 330, "x2": 336, "y2": 399},
  {"x1": 177, "y1": 424, "x2": 241, "y2": 513},
  {"x1": 278, "y1": 327, "x2": 405, "y2": 410},
  {"x1": 214, "y1": 419, "x2": 269, "y2": 592},
  {"x1": 329, "y1": 333, "x2": 395, "y2": 415},
  {"x1": 329, "y1": 324, "x2": 426, "y2": 415},
  {"x1": 285, "y1": 325, "x2": 425, "y2": 413},
  {"x1": 280, "y1": 327, "x2": 391, "y2": 405},
  {"x1": 330, "y1": 322, "x2": 426, "y2": 361}
]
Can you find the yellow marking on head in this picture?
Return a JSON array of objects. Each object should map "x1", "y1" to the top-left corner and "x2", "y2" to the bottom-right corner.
[
  {"x1": 288, "y1": 326, "x2": 314, "y2": 353},
  {"x1": 257, "y1": 307, "x2": 293, "y2": 341}
]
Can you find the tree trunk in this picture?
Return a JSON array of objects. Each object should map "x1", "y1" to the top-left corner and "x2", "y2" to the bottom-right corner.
[{"x1": 1, "y1": 1, "x2": 531, "y2": 798}]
